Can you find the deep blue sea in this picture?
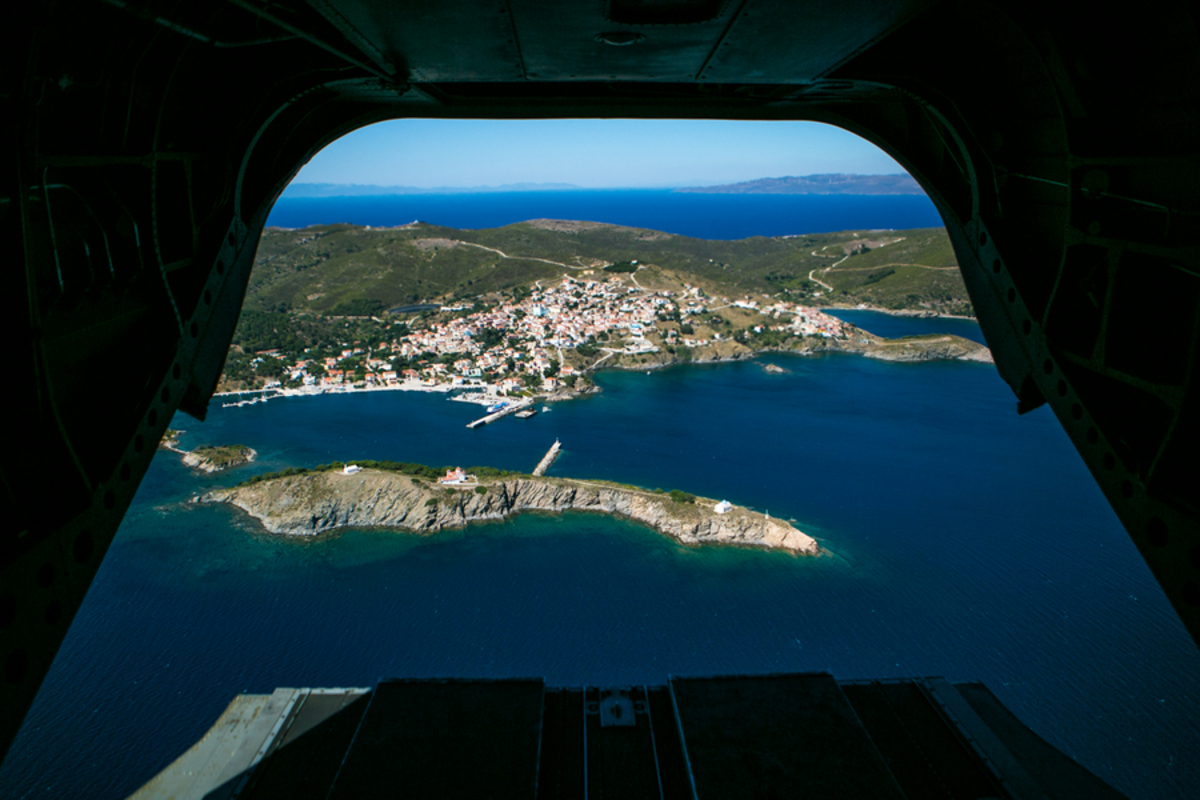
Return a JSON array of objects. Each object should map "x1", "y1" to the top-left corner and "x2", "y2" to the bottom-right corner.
[
  {"x1": 267, "y1": 190, "x2": 944, "y2": 239},
  {"x1": 825, "y1": 309, "x2": 989, "y2": 345},
  {"x1": 3, "y1": 195, "x2": 1199, "y2": 800}
]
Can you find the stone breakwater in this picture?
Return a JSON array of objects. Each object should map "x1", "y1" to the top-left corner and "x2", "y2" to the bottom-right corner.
[{"x1": 199, "y1": 469, "x2": 819, "y2": 554}]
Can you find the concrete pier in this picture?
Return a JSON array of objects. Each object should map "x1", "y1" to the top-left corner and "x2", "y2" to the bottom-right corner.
[
  {"x1": 532, "y1": 439, "x2": 562, "y2": 476},
  {"x1": 467, "y1": 399, "x2": 533, "y2": 429}
]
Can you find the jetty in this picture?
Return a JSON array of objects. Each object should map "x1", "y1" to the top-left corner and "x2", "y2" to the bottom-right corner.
[
  {"x1": 532, "y1": 439, "x2": 562, "y2": 477},
  {"x1": 466, "y1": 399, "x2": 533, "y2": 429},
  {"x1": 220, "y1": 394, "x2": 276, "y2": 409}
]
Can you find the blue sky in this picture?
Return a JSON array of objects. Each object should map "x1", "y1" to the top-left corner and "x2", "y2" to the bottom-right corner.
[{"x1": 292, "y1": 119, "x2": 907, "y2": 189}]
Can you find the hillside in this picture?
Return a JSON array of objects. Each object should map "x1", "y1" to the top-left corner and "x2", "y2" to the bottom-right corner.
[
  {"x1": 218, "y1": 220, "x2": 977, "y2": 393},
  {"x1": 246, "y1": 220, "x2": 969, "y2": 316}
]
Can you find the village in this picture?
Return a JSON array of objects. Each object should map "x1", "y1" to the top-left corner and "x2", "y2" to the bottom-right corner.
[{"x1": 222, "y1": 272, "x2": 851, "y2": 405}]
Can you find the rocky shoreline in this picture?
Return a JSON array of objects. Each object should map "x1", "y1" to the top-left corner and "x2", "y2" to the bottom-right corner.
[
  {"x1": 198, "y1": 469, "x2": 819, "y2": 554},
  {"x1": 587, "y1": 331, "x2": 991, "y2": 375}
]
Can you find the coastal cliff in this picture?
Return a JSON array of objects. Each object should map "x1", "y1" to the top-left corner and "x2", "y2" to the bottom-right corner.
[
  {"x1": 851, "y1": 334, "x2": 993, "y2": 363},
  {"x1": 200, "y1": 469, "x2": 818, "y2": 554}
]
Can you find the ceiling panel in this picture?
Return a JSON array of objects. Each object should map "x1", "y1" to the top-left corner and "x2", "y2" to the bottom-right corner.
[
  {"x1": 311, "y1": 0, "x2": 526, "y2": 81},
  {"x1": 308, "y1": 0, "x2": 935, "y2": 84},
  {"x1": 511, "y1": 0, "x2": 736, "y2": 81},
  {"x1": 697, "y1": 0, "x2": 934, "y2": 82}
]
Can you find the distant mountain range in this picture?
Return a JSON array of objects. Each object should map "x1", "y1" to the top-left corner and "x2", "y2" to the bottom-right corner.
[
  {"x1": 282, "y1": 174, "x2": 923, "y2": 197},
  {"x1": 282, "y1": 182, "x2": 583, "y2": 197},
  {"x1": 676, "y1": 174, "x2": 923, "y2": 195}
]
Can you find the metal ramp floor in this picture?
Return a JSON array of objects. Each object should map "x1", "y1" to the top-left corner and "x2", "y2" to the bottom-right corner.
[{"x1": 130, "y1": 673, "x2": 1128, "y2": 800}]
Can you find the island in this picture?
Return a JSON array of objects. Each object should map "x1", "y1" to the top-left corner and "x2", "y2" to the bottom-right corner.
[
  {"x1": 181, "y1": 444, "x2": 257, "y2": 473},
  {"x1": 160, "y1": 429, "x2": 184, "y2": 451},
  {"x1": 675, "y1": 173, "x2": 924, "y2": 195},
  {"x1": 199, "y1": 464, "x2": 819, "y2": 555}
]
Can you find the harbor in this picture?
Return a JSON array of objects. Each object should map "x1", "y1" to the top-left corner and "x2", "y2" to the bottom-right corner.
[
  {"x1": 466, "y1": 399, "x2": 534, "y2": 429},
  {"x1": 532, "y1": 439, "x2": 562, "y2": 477}
]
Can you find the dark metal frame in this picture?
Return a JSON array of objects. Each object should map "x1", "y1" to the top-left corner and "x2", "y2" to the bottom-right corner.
[{"x1": 3, "y1": 0, "x2": 1197, "y2": 762}]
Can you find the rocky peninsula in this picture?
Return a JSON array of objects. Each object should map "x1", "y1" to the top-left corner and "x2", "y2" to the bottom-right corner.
[
  {"x1": 199, "y1": 468, "x2": 819, "y2": 554},
  {"x1": 181, "y1": 444, "x2": 257, "y2": 473},
  {"x1": 591, "y1": 331, "x2": 991, "y2": 377}
]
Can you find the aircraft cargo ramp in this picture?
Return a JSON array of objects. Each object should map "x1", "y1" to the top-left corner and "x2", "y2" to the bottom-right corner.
[{"x1": 131, "y1": 673, "x2": 1126, "y2": 800}]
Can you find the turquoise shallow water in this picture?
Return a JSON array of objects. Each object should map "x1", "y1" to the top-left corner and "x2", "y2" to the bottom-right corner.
[{"x1": 3, "y1": 338, "x2": 1199, "y2": 799}]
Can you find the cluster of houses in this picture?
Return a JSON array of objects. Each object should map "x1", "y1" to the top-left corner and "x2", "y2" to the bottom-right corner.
[{"x1": 246, "y1": 275, "x2": 849, "y2": 396}]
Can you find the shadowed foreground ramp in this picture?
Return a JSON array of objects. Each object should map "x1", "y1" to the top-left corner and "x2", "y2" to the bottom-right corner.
[{"x1": 129, "y1": 673, "x2": 1126, "y2": 800}]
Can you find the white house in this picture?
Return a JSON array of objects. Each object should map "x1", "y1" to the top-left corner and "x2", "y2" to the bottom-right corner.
[{"x1": 439, "y1": 467, "x2": 470, "y2": 485}]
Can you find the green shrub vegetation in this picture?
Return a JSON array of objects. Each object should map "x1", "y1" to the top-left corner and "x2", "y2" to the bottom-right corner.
[
  {"x1": 329, "y1": 298, "x2": 387, "y2": 317},
  {"x1": 237, "y1": 460, "x2": 520, "y2": 487},
  {"x1": 468, "y1": 465, "x2": 518, "y2": 478},
  {"x1": 245, "y1": 224, "x2": 967, "y2": 321},
  {"x1": 862, "y1": 268, "x2": 896, "y2": 285},
  {"x1": 192, "y1": 445, "x2": 252, "y2": 462},
  {"x1": 603, "y1": 261, "x2": 638, "y2": 273},
  {"x1": 668, "y1": 489, "x2": 696, "y2": 504},
  {"x1": 240, "y1": 465, "x2": 312, "y2": 485}
]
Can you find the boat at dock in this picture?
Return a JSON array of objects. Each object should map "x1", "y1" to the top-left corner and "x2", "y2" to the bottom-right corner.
[{"x1": 514, "y1": 408, "x2": 538, "y2": 419}]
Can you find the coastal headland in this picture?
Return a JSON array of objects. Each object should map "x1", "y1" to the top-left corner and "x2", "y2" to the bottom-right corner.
[{"x1": 200, "y1": 467, "x2": 819, "y2": 554}]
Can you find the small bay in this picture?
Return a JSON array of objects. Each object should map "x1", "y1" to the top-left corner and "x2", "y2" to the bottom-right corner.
[
  {"x1": 824, "y1": 308, "x2": 989, "y2": 344},
  {"x1": 3, "y1": 325, "x2": 1198, "y2": 799}
]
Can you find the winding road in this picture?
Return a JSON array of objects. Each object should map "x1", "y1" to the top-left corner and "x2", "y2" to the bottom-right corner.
[{"x1": 455, "y1": 240, "x2": 591, "y2": 270}]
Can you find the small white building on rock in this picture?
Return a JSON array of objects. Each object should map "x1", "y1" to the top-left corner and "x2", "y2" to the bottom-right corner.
[{"x1": 439, "y1": 467, "x2": 474, "y2": 485}]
